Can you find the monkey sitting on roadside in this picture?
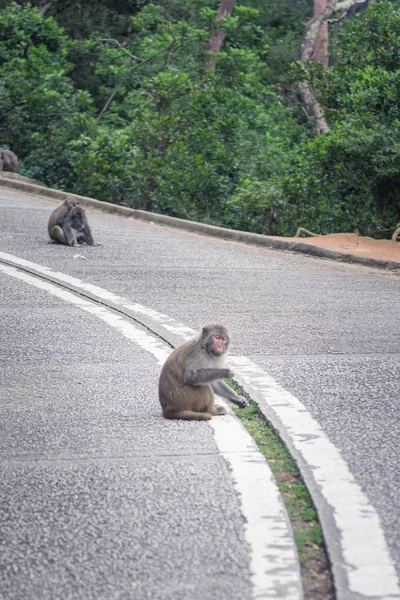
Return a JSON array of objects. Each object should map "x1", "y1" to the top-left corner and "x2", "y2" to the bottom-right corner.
[
  {"x1": 159, "y1": 324, "x2": 247, "y2": 421},
  {"x1": 48, "y1": 200, "x2": 94, "y2": 246},
  {"x1": 0, "y1": 148, "x2": 18, "y2": 173},
  {"x1": 48, "y1": 198, "x2": 76, "y2": 238}
]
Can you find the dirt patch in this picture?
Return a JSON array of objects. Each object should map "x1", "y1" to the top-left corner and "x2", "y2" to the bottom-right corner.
[
  {"x1": 282, "y1": 233, "x2": 400, "y2": 264},
  {"x1": 301, "y1": 545, "x2": 334, "y2": 600}
]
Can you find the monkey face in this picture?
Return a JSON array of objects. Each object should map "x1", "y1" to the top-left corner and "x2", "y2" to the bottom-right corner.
[
  {"x1": 72, "y1": 206, "x2": 84, "y2": 222},
  {"x1": 209, "y1": 332, "x2": 229, "y2": 356},
  {"x1": 202, "y1": 324, "x2": 230, "y2": 356}
]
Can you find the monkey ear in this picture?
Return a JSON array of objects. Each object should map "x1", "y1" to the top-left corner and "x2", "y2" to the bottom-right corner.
[{"x1": 202, "y1": 326, "x2": 210, "y2": 337}]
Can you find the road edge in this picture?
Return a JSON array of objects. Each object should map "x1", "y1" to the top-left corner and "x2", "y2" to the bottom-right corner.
[{"x1": 1, "y1": 177, "x2": 399, "y2": 271}]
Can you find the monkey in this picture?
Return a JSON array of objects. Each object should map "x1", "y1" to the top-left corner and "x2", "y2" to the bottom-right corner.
[
  {"x1": 159, "y1": 324, "x2": 247, "y2": 421},
  {"x1": 63, "y1": 204, "x2": 94, "y2": 246},
  {"x1": 0, "y1": 149, "x2": 18, "y2": 173},
  {"x1": 48, "y1": 198, "x2": 76, "y2": 239},
  {"x1": 57, "y1": 204, "x2": 94, "y2": 246},
  {"x1": 48, "y1": 200, "x2": 94, "y2": 246}
]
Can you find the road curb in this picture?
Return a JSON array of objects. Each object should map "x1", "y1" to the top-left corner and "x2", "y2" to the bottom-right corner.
[{"x1": 1, "y1": 177, "x2": 399, "y2": 271}]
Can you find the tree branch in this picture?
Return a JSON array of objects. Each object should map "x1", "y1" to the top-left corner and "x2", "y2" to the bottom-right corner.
[
  {"x1": 313, "y1": 0, "x2": 329, "y2": 68},
  {"x1": 204, "y1": 0, "x2": 236, "y2": 71},
  {"x1": 91, "y1": 40, "x2": 178, "y2": 140},
  {"x1": 39, "y1": 1, "x2": 54, "y2": 15},
  {"x1": 298, "y1": 0, "x2": 371, "y2": 133},
  {"x1": 98, "y1": 39, "x2": 146, "y2": 63}
]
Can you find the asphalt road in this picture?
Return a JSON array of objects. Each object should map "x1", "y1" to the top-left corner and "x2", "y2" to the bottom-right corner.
[
  {"x1": 0, "y1": 266, "x2": 255, "y2": 600},
  {"x1": 0, "y1": 188, "x2": 399, "y2": 598}
]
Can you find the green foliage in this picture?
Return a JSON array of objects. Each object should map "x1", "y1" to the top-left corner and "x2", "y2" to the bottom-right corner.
[
  {"x1": 0, "y1": 0, "x2": 399, "y2": 237},
  {"x1": 281, "y1": 1, "x2": 400, "y2": 237},
  {"x1": 69, "y1": 132, "x2": 139, "y2": 204},
  {"x1": 0, "y1": 3, "x2": 93, "y2": 189},
  {"x1": 0, "y1": 1, "x2": 302, "y2": 229},
  {"x1": 237, "y1": 0, "x2": 313, "y2": 83},
  {"x1": 0, "y1": 0, "x2": 144, "y2": 39}
]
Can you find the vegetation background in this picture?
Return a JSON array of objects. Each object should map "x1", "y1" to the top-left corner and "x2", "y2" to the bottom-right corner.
[{"x1": 0, "y1": 0, "x2": 399, "y2": 238}]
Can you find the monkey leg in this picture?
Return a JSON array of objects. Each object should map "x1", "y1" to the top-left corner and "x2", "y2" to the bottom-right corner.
[
  {"x1": 49, "y1": 225, "x2": 66, "y2": 244},
  {"x1": 163, "y1": 409, "x2": 213, "y2": 421},
  {"x1": 200, "y1": 386, "x2": 227, "y2": 416}
]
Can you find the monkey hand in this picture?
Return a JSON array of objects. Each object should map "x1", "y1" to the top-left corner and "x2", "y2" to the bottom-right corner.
[
  {"x1": 224, "y1": 369, "x2": 235, "y2": 380},
  {"x1": 237, "y1": 396, "x2": 247, "y2": 409}
]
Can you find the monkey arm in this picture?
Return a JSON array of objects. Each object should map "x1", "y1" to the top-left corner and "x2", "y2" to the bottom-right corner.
[
  {"x1": 211, "y1": 380, "x2": 247, "y2": 408},
  {"x1": 54, "y1": 207, "x2": 70, "y2": 226},
  {"x1": 186, "y1": 368, "x2": 233, "y2": 386},
  {"x1": 81, "y1": 217, "x2": 94, "y2": 245},
  {"x1": 48, "y1": 204, "x2": 70, "y2": 235},
  {"x1": 62, "y1": 223, "x2": 77, "y2": 246}
]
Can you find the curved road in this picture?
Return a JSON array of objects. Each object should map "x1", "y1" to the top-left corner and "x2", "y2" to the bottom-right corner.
[{"x1": 0, "y1": 188, "x2": 399, "y2": 599}]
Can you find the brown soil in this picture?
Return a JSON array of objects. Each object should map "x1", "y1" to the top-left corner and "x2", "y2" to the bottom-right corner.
[
  {"x1": 283, "y1": 233, "x2": 400, "y2": 264},
  {"x1": 301, "y1": 545, "x2": 334, "y2": 600}
]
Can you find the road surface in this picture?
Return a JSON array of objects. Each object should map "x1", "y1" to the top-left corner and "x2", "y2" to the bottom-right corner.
[{"x1": 0, "y1": 188, "x2": 399, "y2": 600}]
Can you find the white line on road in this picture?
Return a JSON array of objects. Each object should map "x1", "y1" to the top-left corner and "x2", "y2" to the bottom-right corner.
[
  {"x1": 0, "y1": 251, "x2": 197, "y2": 340},
  {"x1": 1, "y1": 250, "x2": 399, "y2": 600},
  {"x1": 0, "y1": 259, "x2": 303, "y2": 600},
  {"x1": 229, "y1": 357, "x2": 400, "y2": 600}
]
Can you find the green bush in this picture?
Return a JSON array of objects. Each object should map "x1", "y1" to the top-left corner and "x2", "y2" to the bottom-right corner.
[
  {"x1": 279, "y1": 1, "x2": 400, "y2": 237},
  {"x1": 0, "y1": 0, "x2": 398, "y2": 238},
  {"x1": 0, "y1": 3, "x2": 93, "y2": 188}
]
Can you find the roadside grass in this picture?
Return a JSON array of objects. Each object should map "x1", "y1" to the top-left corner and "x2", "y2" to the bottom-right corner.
[{"x1": 230, "y1": 400, "x2": 334, "y2": 600}]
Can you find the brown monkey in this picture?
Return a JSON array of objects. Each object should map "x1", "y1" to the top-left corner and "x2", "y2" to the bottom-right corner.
[
  {"x1": 159, "y1": 324, "x2": 247, "y2": 421},
  {"x1": 49, "y1": 201, "x2": 94, "y2": 246},
  {"x1": 66, "y1": 205, "x2": 94, "y2": 246},
  {"x1": 0, "y1": 149, "x2": 18, "y2": 173},
  {"x1": 48, "y1": 198, "x2": 76, "y2": 238}
]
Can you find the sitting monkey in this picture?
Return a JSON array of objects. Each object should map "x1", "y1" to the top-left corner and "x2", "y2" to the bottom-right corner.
[
  {"x1": 0, "y1": 148, "x2": 18, "y2": 173},
  {"x1": 159, "y1": 324, "x2": 247, "y2": 421},
  {"x1": 48, "y1": 199, "x2": 94, "y2": 246},
  {"x1": 48, "y1": 198, "x2": 75, "y2": 238}
]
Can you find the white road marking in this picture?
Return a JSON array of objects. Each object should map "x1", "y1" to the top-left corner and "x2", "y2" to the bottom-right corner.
[
  {"x1": 0, "y1": 259, "x2": 303, "y2": 600},
  {"x1": 1, "y1": 250, "x2": 399, "y2": 599},
  {"x1": 0, "y1": 251, "x2": 196, "y2": 340},
  {"x1": 229, "y1": 357, "x2": 400, "y2": 599},
  {"x1": 212, "y1": 417, "x2": 303, "y2": 599}
]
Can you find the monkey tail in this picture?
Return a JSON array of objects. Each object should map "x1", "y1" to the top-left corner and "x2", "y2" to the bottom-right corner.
[{"x1": 163, "y1": 410, "x2": 212, "y2": 421}]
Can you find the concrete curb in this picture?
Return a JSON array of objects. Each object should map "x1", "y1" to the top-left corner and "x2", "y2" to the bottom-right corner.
[{"x1": 1, "y1": 177, "x2": 399, "y2": 271}]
